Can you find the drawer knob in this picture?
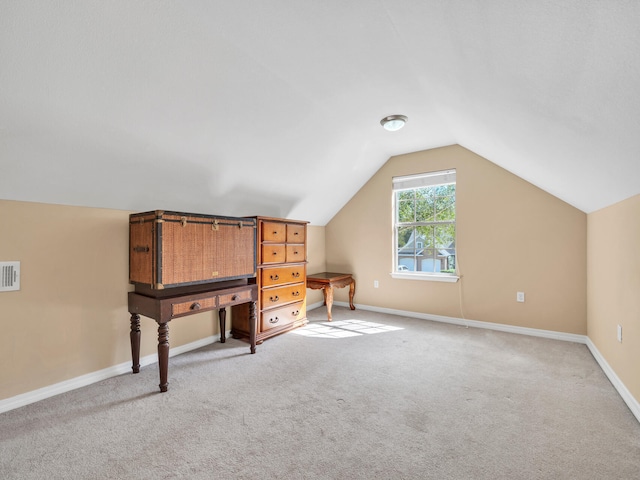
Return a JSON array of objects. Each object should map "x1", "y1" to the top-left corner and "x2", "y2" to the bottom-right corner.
[
  {"x1": 269, "y1": 316, "x2": 279, "y2": 324},
  {"x1": 293, "y1": 251, "x2": 299, "y2": 255},
  {"x1": 272, "y1": 251, "x2": 277, "y2": 255},
  {"x1": 270, "y1": 274, "x2": 279, "y2": 281},
  {"x1": 231, "y1": 294, "x2": 238, "y2": 301},
  {"x1": 270, "y1": 295, "x2": 279, "y2": 302},
  {"x1": 292, "y1": 291, "x2": 300, "y2": 296},
  {"x1": 190, "y1": 302, "x2": 201, "y2": 310}
]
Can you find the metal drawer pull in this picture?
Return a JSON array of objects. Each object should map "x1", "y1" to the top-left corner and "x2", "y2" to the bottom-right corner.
[
  {"x1": 190, "y1": 302, "x2": 201, "y2": 310},
  {"x1": 133, "y1": 245, "x2": 149, "y2": 253},
  {"x1": 292, "y1": 310, "x2": 299, "y2": 316},
  {"x1": 270, "y1": 295, "x2": 279, "y2": 302},
  {"x1": 269, "y1": 317, "x2": 279, "y2": 324},
  {"x1": 292, "y1": 272, "x2": 300, "y2": 278},
  {"x1": 292, "y1": 291, "x2": 300, "y2": 296},
  {"x1": 270, "y1": 274, "x2": 279, "y2": 281}
]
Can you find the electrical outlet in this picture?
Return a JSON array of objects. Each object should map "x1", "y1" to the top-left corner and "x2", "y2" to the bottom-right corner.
[
  {"x1": 374, "y1": 280, "x2": 379, "y2": 288},
  {"x1": 516, "y1": 291, "x2": 525, "y2": 303},
  {"x1": 617, "y1": 324, "x2": 622, "y2": 343}
]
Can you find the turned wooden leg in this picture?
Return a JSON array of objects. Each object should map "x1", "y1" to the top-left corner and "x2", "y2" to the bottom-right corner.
[
  {"x1": 130, "y1": 314, "x2": 141, "y2": 374},
  {"x1": 249, "y1": 301, "x2": 257, "y2": 354},
  {"x1": 157, "y1": 322, "x2": 169, "y2": 392},
  {"x1": 349, "y1": 279, "x2": 356, "y2": 310},
  {"x1": 325, "y1": 286, "x2": 334, "y2": 321},
  {"x1": 218, "y1": 308, "x2": 226, "y2": 343}
]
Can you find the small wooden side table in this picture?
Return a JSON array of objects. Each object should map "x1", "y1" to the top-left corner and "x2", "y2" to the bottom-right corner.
[{"x1": 306, "y1": 272, "x2": 356, "y2": 321}]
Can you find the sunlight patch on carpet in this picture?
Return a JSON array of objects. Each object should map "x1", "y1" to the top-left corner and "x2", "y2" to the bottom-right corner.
[{"x1": 291, "y1": 319, "x2": 403, "y2": 338}]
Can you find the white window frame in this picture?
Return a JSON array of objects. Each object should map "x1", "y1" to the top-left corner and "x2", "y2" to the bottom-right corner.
[{"x1": 391, "y1": 169, "x2": 459, "y2": 283}]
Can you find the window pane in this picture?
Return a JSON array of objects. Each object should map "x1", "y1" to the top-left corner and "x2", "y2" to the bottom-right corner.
[
  {"x1": 434, "y1": 224, "x2": 455, "y2": 248},
  {"x1": 396, "y1": 227, "x2": 415, "y2": 271},
  {"x1": 435, "y1": 192, "x2": 455, "y2": 221},
  {"x1": 415, "y1": 188, "x2": 435, "y2": 222},
  {"x1": 396, "y1": 191, "x2": 415, "y2": 223},
  {"x1": 396, "y1": 226, "x2": 413, "y2": 249},
  {"x1": 416, "y1": 225, "x2": 434, "y2": 249}
]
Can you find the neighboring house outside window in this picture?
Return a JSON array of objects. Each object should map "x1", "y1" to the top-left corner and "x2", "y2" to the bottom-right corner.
[{"x1": 392, "y1": 169, "x2": 458, "y2": 282}]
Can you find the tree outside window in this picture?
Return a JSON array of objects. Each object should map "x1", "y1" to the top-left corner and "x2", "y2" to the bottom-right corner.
[{"x1": 393, "y1": 170, "x2": 456, "y2": 275}]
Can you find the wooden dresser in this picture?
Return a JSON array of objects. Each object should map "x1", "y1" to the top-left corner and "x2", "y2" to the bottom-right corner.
[{"x1": 232, "y1": 216, "x2": 308, "y2": 342}]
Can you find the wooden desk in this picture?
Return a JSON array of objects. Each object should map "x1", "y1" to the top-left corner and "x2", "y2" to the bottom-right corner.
[
  {"x1": 128, "y1": 283, "x2": 257, "y2": 392},
  {"x1": 306, "y1": 272, "x2": 355, "y2": 321}
]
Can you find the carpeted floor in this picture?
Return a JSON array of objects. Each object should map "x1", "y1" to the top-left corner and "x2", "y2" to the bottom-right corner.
[{"x1": 1, "y1": 306, "x2": 639, "y2": 479}]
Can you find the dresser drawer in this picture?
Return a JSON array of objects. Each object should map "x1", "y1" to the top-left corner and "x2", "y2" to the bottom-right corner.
[
  {"x1": 261, "y1": 265, "x2": 305, "y2": 287},
  {"x1": 261, "y1": 282, "x2": 305, "y2": 310},
  {"x1": 286, "y1": 223, "x2": 306, "y2": 243},
  {"x1": 261, "y1": 301, "x2": 305, "y2": 332},
  {"x1": 261, "y1": 244, "x2": 286, "y2": 264},
  {"x1": 286, "y1": 244, "x2": 305, "y2": 263},
  {"x1": 218, "y1": 288, "x2": 254, "y2": 307},
  {"x1": 172, "y1": 296, "x2": 216, "y2": 317},
  {"x1": 262, "y1": 221, "x2": 286, "y2": 243}
]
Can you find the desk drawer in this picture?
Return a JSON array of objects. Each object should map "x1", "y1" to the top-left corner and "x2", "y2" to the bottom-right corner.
[
  {"x1": 218, "y1": 288, "x2": 253, "y2": 307},
  {"x1": 261, "y1": 282, "x2": 304, "y2": 309},
  {"x1": 261, "y1": 265, "x2": 305, "y2": 287},
  {"x1": 172, "y1": 296, "x2": 216, "y2": 316},
  {"x1": 261, "y1": 301, "x2": 305, "y2": 332}
]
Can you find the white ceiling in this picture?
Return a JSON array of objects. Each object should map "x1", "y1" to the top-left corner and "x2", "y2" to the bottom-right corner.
[{"x1": 1, "y1": 1, "x2": 639, "y2": 225}]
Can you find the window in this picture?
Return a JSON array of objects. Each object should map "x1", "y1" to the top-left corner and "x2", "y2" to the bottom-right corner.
[{"x1": 393, "y1": 169, "x2": 457, "y2": 281}]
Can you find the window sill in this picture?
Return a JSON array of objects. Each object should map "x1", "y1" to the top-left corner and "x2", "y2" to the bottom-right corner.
[{"x1": 390, "y1": 272, "x2": 459, "y2": 283}]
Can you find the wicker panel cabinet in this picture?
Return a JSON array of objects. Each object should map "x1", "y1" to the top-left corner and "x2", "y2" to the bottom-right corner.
[
  {"x1": 129, "y1": 210, "x2": 256, "y2": 289},
  {"x1": 232, "y1": 216, "x2": 308, "y2": 342}
]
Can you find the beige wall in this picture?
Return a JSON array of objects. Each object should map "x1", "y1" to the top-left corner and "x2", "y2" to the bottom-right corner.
[
  {"x1": 587, "y1": 194, "x2": 640, "y2": 402},
  {"x1": 306, "y1": 224, "x2": 326, "y2": 305},
  {"x1": 0, "y1": 201, "x2": 221, "y2": 400},
  {"x1": 326, "y1": 145, "x2": 587, "y2": 334},
  {"x1": 0, "y1": 200, "x2": 325, "y2": 401}
]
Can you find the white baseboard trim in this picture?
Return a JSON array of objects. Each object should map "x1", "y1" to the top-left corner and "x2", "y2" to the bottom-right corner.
[
  {"x1": 306, "y1": 300, "x2": 325, "y2": 311},
  {"x1": 331, "y1": 301, "x2": 587, "y2": 344},
  {"x1": 585, "y1": 338, "x2": 640, "y2": 424},
  {"x1": 0, "y1": 333, "x2": 227, "y2": 415}
]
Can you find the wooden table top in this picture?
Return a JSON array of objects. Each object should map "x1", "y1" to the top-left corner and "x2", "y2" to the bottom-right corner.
[{"x1": 306, "y1": 272, "x2": 353, "y2": 282}]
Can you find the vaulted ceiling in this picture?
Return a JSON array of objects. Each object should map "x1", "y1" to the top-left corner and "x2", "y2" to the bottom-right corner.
[{"x1": 1, "y1": 1, "x2": 639, "y2": 225}]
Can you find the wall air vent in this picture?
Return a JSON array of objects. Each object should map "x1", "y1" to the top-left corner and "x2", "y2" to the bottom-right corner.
[{"x1": 0, "y1": 262, "x2": 20, "y2": 292}]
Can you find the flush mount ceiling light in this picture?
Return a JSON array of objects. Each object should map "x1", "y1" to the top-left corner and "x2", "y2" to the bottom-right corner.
[{"x1": 380, "y1": 114, "x2": 408, "y2": 132}]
